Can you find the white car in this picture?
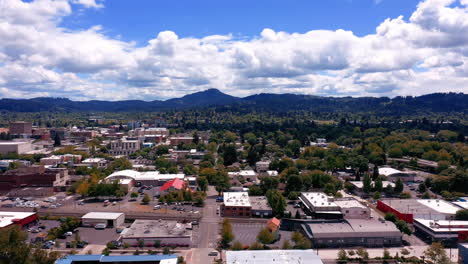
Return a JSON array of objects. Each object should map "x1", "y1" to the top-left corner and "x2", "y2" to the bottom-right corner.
[{"x1": 64, "y1": 231, "x2": 73, "y2": 236}]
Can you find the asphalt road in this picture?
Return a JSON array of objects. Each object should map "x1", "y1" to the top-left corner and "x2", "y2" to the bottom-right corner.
[{"x1": 189, "y1": 186, "x2": 221, "y2": 264}]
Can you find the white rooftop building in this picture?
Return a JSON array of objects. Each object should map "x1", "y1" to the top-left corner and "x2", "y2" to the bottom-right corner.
[
  {"x1": 226, "y1": 249, "x2": 323, "y2": 264},
  {"x1": 0, "y1": 212, "x2": 37, "y2": 228},
  {"x1": 300, "y1": 192, "x2": 340, "y2": 214},
  {"x1": 417, "y1": 199, "x2": 461, "y2": 215},
  {"x1": 223, "y1": 192, "x2": 251, "y2": 207},
  {"x1": 81, "y1": 212, "x2": 125, "y2": 228}
]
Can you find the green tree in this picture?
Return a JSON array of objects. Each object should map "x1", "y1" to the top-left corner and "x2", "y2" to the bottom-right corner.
[
  {"x1": 363, "y1": 174, "x2": 372, "y2": 194},
  {"x1": 373, "y1": 191, "x2": 381, "y2": 200},
  {"x1": 53, "y1": 133, "x2": 61, "y2": 147},
  {"x1": 197, "y1": 177, "x2": 208, "y2": 192},
  {"x1": 142, "y1": 193, "x2": 150, "y2": 204},
  {"x1": 424, "y1": 242, "x2": 451, "y2": 264},
  {"x1": 281, "y1": 240, "x2": 292, "y2": 249},
  {"x1": 291, "y1": 232, "x2": 311, "y2": 249},
  {"x1": 231, "y1": 241, "x2": 243, "y2": 251},
  {"x1": 249, "y1": 242, "x2": 263, "y2": 250},
  {"x1": 222, "y1": 144, "x2": 238, "y2": 166},
  {"x1": 221, "y1": 219, "x2": 234, "y2": 247},
  {"x1": 455, "y1": 209, "x2": 468, "y2": 220},
  {"x1": 256, "y1": 228, "x2": 274, "y2": 244},
  {"x1": 394, "y1": 178, "x2": 404, "y2": 193},
  {"x1": 356, "y1": 248, "x2": 369, "y2": 260},
  {"x1": 374, "y1": 176, "x2": 383, "y2": 192},
  {"x1": 266, "y1": 190, "x2": 286, "y2": 217},
  {"x1": 130, "y1": 192, "x2": 139, "y2": 199},
  {"x1": 337, "y1": 249, "x2": 348, "y2": 261}
]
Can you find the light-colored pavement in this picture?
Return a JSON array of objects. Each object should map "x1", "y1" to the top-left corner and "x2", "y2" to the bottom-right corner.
[
  {"x1": 188, "y1": 186, "x2": 221, "y2": 264},
  {"x1": 80, "y1": 244, "x2": 106, "y2": 255},
  {"x1": 316, "y1": 246, "x2": 458, "y2": 262}
]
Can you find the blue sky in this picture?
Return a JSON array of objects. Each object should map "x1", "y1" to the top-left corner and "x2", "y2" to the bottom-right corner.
[
  {"x1": 64, "y1": 0, "x2": 422, "y2": 44},
  {"x1": 0, "y1": 0, "x2": 467, "y2": 100}
]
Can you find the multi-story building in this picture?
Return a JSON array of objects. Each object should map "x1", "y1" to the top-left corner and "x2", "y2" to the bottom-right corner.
[
  {"x1": 299, "y1": 192, "x2": 341, "y2": 218},
  {"x1": 169, "y1": 136, "x2": 193, "y2": 146},
  {"x1": 109, "y1": 138, "x2": 141, "y2": 156},
  {"x1": 414, "y1": 219, "x2": 468, "y2": 246},
  {"x1": 0, "y1": 166, "x2": 69, "y2": 191},
  {"x1": 0, "y1": 141, "x2": 33, "y2": 154},
  {"x1": 334, "y1": 198, "x2": 371, "y2": 219},
  {"x1": 249, "y1": 196, "x2": 273, "y2": 218},
  {"x1": 9, "y1": 122, "x2": 32, "y2": 135},
  {"x1": 221, "y1": 192, "x2": 252, "y2": 217},
  {"x1": 82, "y1": 158, "x2": 107, "y2": 168}
]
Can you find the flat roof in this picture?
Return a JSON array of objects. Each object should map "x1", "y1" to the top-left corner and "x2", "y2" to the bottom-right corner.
[
  {"x1": 334, "y1": 198, "x2": 368, "y2": 209},
  {"x1": 300, "y1": 192, "x2": 338, "y2": 208},
  {"x1": 414, "y1": 218, "x2": 468, "y2": 233},
  {"x1": 226, "y1": 250, "x2": 323, "y2": 264},
  {"x1": 453, "y1": 201, "x2": 468, "y2": 210},
  {"x1": 380, "y1": 199, "x2": 438, "y2": 215},
  {"x1": 0, "y1": 212, "x2": 36, "y2": 228},
  {"x1": 224, "y1": 192, "x2": 251, "y2": 207},
  {"x1": 121, "y1": 220, "x2": 191, "y2": 238},
  {"x1": 417, "y1": 199, "x2": 460, "y2": 215},
  {"x1": 81, "y1": 212, "x2": 124, "y2": 220},
  {"x1": 349, "y1": 181, "x2": 395, "y2": 189},
  {"x1": 55, "y1": 254, "x2": 178, "y2": 264},
  {"x1": 106, "y1": 170, "x2": 185, "y2": 181},
  {"x1": 249, "y1": 196, "x2": 272, "y2": 211},
  {"x1": 302, "y1": 219, "x2": 401, "y2": 238}
]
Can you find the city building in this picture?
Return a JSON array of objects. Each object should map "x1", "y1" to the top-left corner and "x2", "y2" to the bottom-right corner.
[
  {"x1": 81, "y1": 212, "x2": 125, "y2": 228},
  {"x1": 55, "y1": 254, "x2": 178, "y2": 264},
  {"x1": 221, "y1": 192, "x2": 252, "y2": 217},
  {"x1": 377, "y1": 199, "x2": 460, "y2": 223},
  {"x1": 0, "y1": 141, "x2": 32, "y2": 154},
  {"x1": 40, "y1": 155, "x2": 62, "y2": 166},
  {"x1": 414, "y1": 219, "x2": 468, "y2": 245},
  {"x1": 120, "y1": 219, "x2": 192, "y2": 246},
  {"x1": 169, "y1": 136, "x2": 193, "y2": 146},
  {"x1": 0, "y1": 159, "x2": 31, "y2": 171},
  {"x1": 109, "y1": 138, "x2": 141, "y2": 156},
  {"x1": 333, "y1": 198, "x2": 371, "y2": 219},
  {"x1": 82, "y1": 158, "x2": 107, "y2": 168},
  {"x1": 255, "y1": 161, "x2": 270, "y2": 172},
  {"x1": 159, "y1": 178, "x2": 187, "y2": 192},
  {"x1": 0, "y1": 212, "x2": 38, "y2": 229},
  {"x1": 378, "y1": 167, "x2": 416, "y2": 182},
  {"x1": 105, "y1": 170, "x2": 189, "y2": 187},
  {"x1": 349, "y1": 181, "x2": 395, "y2": 195},
  {"x1": 225, "y1": 250, "x2": 324, "y2": 264},
  {"x1": 300, "y1": 219, "x2": 402, "y2": 248},
  {"x1": 459, "y1": 243, "x2": 468, "y2": 264},
  {"x1": 9, "y1": 122, "x2": 32, "y2": 135},
  {"x1": 249, "y1": 196, "x2": 273, "y2": 218},
  {"x1": 0, "y1": 166, "x2": 69, "y2": 191},
  {"x1": 228, "y1": 170, "x2": 258, "y2": 183},
  {"x1": 299, "y1": 192, "x2": 341, "y2": 218}
]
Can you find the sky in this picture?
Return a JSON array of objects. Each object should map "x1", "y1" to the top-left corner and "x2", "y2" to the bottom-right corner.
[{"x1": 0, "y1": 0, "x2": 467, "y2": 101}]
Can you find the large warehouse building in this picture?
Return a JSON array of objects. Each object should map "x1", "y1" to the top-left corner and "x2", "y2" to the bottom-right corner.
[
  {"x1": 81, "y1": 212, "x2": 125, "y2": 228},
  {"x1": 377, "y1": 199, "x2": 460, "y2": 223},
  {"x1": 300, "y1": 219, "x2": 402, "y2": 248},
  {"x1": 120, "y1": 220, "x2": 192, "y2": 246},
  {"x1": 0, "y1": 212, "x2": 38, "y2": 229}
]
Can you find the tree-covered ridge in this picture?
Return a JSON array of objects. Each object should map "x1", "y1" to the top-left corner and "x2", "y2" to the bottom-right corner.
[{"x1": 0, "y1": 90, "x2": 466, "y2": 114}]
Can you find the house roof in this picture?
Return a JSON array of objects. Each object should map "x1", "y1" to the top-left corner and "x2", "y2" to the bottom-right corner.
[
  {"x1": 267, "y1": 217, "x2": 280, "y2": 227},
  {"x1": 160, "y1": 178, "x2": 186, "y2": 192}
]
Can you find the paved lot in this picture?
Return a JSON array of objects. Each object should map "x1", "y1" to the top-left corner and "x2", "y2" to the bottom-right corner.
[{"x1": 231, "y1": 222, "x2": 292, "y2": 247}]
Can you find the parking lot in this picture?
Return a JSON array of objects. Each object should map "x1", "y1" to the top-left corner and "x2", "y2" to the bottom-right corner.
[{"x1": 231, "y1": 222, "x2": 292, "y2": 247}]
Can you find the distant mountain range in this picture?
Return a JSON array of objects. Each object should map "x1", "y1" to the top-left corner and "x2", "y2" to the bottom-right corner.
[{"x1": 0, "y1": 89, "x2": 466, "y2": 114}]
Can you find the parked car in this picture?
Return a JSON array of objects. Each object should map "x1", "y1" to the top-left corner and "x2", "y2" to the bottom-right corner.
[
  {"x1": 94, "y1": 223, "x2": 107, "y2": 229},
  {"x1": 208, "y1": 251, "x2": 218, "y2": 256},
  {"x1": 64, "y1": 231, "x2": 73, "y2": 236},
  {"x1": 153, "y1": 205, "x2": 161, "y2": 210}
]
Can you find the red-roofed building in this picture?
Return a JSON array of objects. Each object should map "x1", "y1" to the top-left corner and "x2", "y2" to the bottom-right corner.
[
  {"x1": 159, "y1": 178, "x2": 187, "y2": 192},
  {"x1": 266, "y1": 217, "x2": 281, "y2": 232}
]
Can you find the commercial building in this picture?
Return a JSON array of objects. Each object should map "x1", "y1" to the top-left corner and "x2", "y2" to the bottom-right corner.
[
  {"x1": 334, "y1": 198, "x2": 371, "y2": 219},
  {"x1": 9, "y1": 122, "x2": 32, "y2": 135},
  {"x1": 82, "y1": 158, "x2": 107, "y2": 168},
  {"x1": 120, "y1": 219, "x2": 192, "y2": 246},
  {"x1": 459, "y1": 244, "x2": 468, "y2": 264},
  {"x1": 169, "y1": 136, "x2": 193, "y2": 146},
  {"x1": 225, "y1": 250, "x2": 324, "y2": 264},
  {"x1": 299, "y1": 192, "x2": 341, "y2": 218},
  {"x1": 228, "y1": 170, "x2": 258, "y2": 183},
  {"x1": 377, "y1": 199, "x2": 460, "y2": 223},
  {"x1": 0, "y1": 141, "x2": 32, "y2": 154},
  {"x1": 349, "y1": 181, "x2": 395, "y2": 195},
  {"x1": 0, "y1": 166, "x2": 69, "y2": 191},
  {"x1": 249, "y1": 196, "x2": 273, "y2": 218},
  {"x1": 255, "y1": 161, "x2": 270, "y2": 172},
  {"x1": 221, "y1": 192, "x2": 252, "y2": 217},
  {"x1": 301, "y1": 219, "x2": 402, "y2": 248},
  {"x1": 414, "y1": 219, "x2": 468, "y2": 245},
  {"x1": 105, "y1": 170, "x2": 189, "y2": 187},
  {"x1": 378, "y1": 167, "x2": 416, "y2": 182},
  {"x1": 0, "y1": 212, "x2": 38, "y2": 229},
  {"x1": 0, "y1": 159, "x2": 31, "y2": 171},
  {"x1": 109, "y1": 138, "x2": 141, "y2": 156},
  {"x1": 159, "y1": 178, "x2": 187, "y2": 192},
  {"x1": 55, "y1": 254, "x2": 178, "y2": 264},
  {"x1": 81, "y1": 212, "x2": 125, "y2": 228}
]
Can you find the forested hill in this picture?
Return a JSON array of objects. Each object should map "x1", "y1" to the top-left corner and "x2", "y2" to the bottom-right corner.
[{"x1": 0, "y1": 89, "x2": 466, "y2": 114}]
